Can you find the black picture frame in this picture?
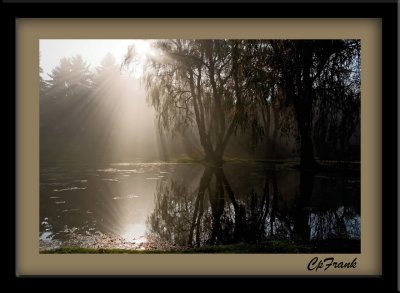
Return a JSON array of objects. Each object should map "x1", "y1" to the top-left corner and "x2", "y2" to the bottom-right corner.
[{"x1": 7, "y1": 0, "x2": 397, "y2": 290}]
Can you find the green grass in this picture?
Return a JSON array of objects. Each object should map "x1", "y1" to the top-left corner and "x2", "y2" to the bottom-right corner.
[
  {"x1": 41, "y1": 247, "x2": 150, "y2": 254},
  {"x1": 41, "y1": 239, "x2": 360, "y2": 254}
]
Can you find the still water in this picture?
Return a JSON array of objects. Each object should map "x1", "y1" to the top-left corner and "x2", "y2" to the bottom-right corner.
[{"x1": 40, "y1": 162, "x2": 360, "y2": 252}]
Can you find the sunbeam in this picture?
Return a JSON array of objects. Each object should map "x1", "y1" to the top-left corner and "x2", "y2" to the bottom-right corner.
[{"x1": 39, "y1": 39, "x2": 361, "y2": 254}]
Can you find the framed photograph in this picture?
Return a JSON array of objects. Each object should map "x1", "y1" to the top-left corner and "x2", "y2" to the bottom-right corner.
[{"x1": 10, "y1": 0, "x2": 397, "y2": 288}]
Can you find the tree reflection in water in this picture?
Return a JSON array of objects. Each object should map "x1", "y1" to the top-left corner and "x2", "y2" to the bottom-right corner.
[{"x1": 147, "y1": 164, "x2": 360, "y2": 248}]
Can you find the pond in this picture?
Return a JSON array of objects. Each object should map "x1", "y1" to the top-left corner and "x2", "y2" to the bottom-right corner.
[{"x1": 40, "y1": 162, "x2": 360, "y2": 253}]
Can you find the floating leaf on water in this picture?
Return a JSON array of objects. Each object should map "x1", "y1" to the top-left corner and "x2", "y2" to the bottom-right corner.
[
  {"x1": 113, "y1": 194, "x2": 140, "y2": 200},
  {"x1": 54, "y1": 187, "x2": 87, "y2": 192},
  {"x1": 97, "y1": 168, "x2": 119, "y2": 173},
  {"x1": 41, "y1": 182, "x2": 67, "y2": 187},
  {"x1": 110, "y1": 163, "x2": 131, "y2": 166},
  {"x1": 61, "y1": 208, "x2": 79, "y2": 213},
  {"x1": 118, "y1": 169, "x2": 138, "y2": 173}
]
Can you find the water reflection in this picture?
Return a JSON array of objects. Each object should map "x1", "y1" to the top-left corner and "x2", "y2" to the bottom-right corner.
[
  {"x1": 40, "y1": 163, "x2": 202, "y2": 250},
  {"x1": 147, "y1": 164, "x2": 360, "y2": 248},
  {"x1": 40, "y1": 162, "x2": 360, "y2": 252}
]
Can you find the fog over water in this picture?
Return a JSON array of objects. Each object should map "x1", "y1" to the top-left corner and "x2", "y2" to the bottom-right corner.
[{"x1": 39, "y1": 39, "x2": 361, "y2": 253}]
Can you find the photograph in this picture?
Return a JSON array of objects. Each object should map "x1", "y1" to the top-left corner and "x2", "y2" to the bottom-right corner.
[{"x1": 39, "y1": 39, "x2": 361, "y2": 254}]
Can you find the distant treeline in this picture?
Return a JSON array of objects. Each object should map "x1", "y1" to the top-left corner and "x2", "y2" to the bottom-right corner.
[
  {"x1": 40, "y1": 53, "x2": 158, "y2": 164},
  {"x1": 40, "y1": 41, "x2": 360, "y2": 165}
]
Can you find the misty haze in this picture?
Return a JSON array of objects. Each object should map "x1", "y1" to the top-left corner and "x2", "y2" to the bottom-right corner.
[{"x1": 40, "y1": 39, "x2": 360, "y2": 253}]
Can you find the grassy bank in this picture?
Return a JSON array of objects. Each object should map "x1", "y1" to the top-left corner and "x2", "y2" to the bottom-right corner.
[{"x1": 41, "y1": 239, "x2": 360, "y2": 254}]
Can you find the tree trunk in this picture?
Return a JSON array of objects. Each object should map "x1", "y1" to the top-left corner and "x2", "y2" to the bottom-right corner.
[
  {"x1": 299, "y1": 125, "x2": 317, "y2": 169},
  {"x1": 209, "y1": 168, "x2": 225, "y2": 245},
  {"x1": 295, "y1": 42, "x2": 318, "y2": 170},
  {"x1": 202, "y1": 149, "x2": 224, "y2": 168},
  {"x1": 294, "y1": 90, "x2": 317, "y2": 170},
  {"x1": 270, "y1": 105, "x2": 279, "y2": 157},
  {"x1": 221, "y1": 170, "x2": 244, "y2": 242},
  {"x1": 188, "y1": 167, "x2": 213, "y2": 246},
  {"x1": 293, "y1": 170, "x2": 314, "y2": 240}
]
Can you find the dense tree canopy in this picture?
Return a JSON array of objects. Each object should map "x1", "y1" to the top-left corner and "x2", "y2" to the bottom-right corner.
[
  {"x1": 130, "y1": 39, "x2": 360, "y2": 167},
  {"x1": 39, "y1": 41, "x2": 361, "y2": 253},
  {"x1": 137, "y1": 40, "x2": 255, "y2": 166},
  {"x1": 40, "y1": 40, "x2": 360, "y2": 166},
  {"x1": 265, "y1": 40, "x2": 360, "y2": 167}
]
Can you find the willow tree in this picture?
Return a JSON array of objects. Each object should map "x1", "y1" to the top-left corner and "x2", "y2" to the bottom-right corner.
[
  {"x1": 147, "y1": 167, "x2": 281, "y2": 247},
  {"x1": 136, "y1": 40, "x2": 254, "y2": 167},
  {"x1": 241, "y1": 41, "x2": 282, "y2": 155},
  {"x1": 312, "y1": 41, "x2": 361, "y2": 160},
  {"x1": 266, "y1": 40, "x2": 360, "y2": 168}
]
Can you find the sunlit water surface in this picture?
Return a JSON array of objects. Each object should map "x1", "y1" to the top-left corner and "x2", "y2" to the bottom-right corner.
[{"x1": 40, "y1": 162, "x2": 360, "y2": 252}]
